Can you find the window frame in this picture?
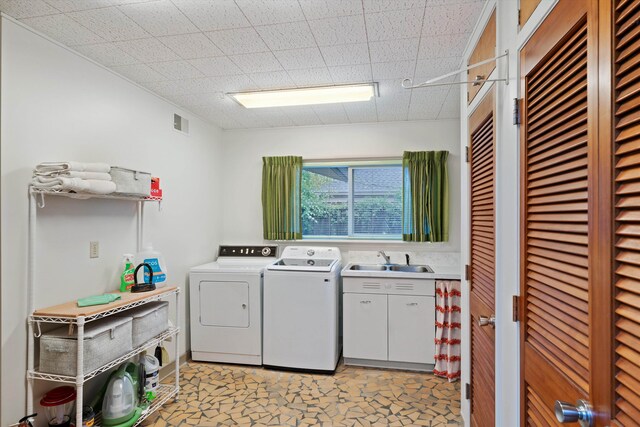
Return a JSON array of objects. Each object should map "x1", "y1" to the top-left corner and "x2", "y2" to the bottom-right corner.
[{"x1": 301, "y1": 159, "x2": 403, "y2": 241}]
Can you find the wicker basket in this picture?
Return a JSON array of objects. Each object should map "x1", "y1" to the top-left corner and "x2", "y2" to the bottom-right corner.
[
  {"x1": 110, "y1": 167, "x2": 151, "y2": 197},
  {"x1": 39, "y1": 316, "x2": 133, "y2": 376}
]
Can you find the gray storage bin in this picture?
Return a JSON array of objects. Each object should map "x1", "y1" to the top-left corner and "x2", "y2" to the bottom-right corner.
[
  {"x1": 110, "y1": 167, "x2": 151, "y2": 197},
  {"x1": 39, "y1": 316, "x2": 132, "y2": 376},
  {"x1": 117, "y1": 301, "x2": 169, "y2": 348}
]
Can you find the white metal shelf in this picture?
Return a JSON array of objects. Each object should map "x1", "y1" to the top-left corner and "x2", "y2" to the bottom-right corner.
[
  {"x1": 28, "y1": 327, "x2": 179, "y2": 384},
  {"x1": 26, "y1": 184, "x2": 179, "y2": 427},
  {"x1": 30, "y1": 288, "x2": 180, "y2": 325},
  {"x1": 30, "y1": 187, "x2": 162, "y2": 203}
]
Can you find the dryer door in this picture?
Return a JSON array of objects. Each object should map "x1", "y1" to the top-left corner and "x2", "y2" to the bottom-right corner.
[{"x1": 199, "y1": 281, "x2": 249, "y2": 327}]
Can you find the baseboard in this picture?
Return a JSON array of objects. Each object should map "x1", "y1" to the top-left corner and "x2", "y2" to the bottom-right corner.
[{"x1": 159, "y1": 353, "x2": 189, "y2": 380}]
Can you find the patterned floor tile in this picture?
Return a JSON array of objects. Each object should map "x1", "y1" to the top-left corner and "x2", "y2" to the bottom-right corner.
[{"x1": 141, "y1": 361, "x2": 462, "y2": 426}]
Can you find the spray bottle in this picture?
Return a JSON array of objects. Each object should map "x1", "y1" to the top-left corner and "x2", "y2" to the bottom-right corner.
[{"x1": 120, "y1": 254, "x2": 136, "y2": 292}]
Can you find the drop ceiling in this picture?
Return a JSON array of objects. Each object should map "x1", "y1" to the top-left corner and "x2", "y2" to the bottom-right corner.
[{"x1": 0, "y1": 0, "x2": 485, "y2": 129}]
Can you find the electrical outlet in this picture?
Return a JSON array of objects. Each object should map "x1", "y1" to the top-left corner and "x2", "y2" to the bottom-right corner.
[{"x1": 90, "y1": 241, "x2": 99, "y2": 258}]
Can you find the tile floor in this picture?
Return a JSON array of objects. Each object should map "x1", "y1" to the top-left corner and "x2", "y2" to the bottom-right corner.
[{"x1": 142, "y1": 361, "x2": 462, "y2": 426}]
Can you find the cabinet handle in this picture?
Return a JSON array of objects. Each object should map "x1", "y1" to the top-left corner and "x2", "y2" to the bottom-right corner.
[
  {"x1": 360, "y1": 300, "x2": 372, "y2": 304},
  {"x1": 406, "y1": 302, "x2": 418, "y2": 306}
]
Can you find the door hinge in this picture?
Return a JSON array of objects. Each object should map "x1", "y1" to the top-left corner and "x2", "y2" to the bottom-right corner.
[
  {"x1": 465, "y1": 383, "x2": 471, "y2": 400},
  {"x1": 465, "y1": 264, "x2": 470, "y2": 281},
  {"x1": 465, "y1": 146, "x2": 470, "y2": 163},
  {"x1": 513, "y1": 295, "x2": 520, "y2": 322},
  {"x1": 518, "y1": 9, "x2": 521, "y2": 26},
  {"x1": 513, "y1": 98, "x2": 521, "y2": 125}
]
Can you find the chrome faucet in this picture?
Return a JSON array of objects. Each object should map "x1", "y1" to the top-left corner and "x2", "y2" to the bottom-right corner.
[{"x1": 378, "y1": 251, "x2": 392, "y2": 265}]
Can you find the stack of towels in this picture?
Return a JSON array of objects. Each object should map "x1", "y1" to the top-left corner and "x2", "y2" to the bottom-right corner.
[{"x1": 32, "y1": 161, "x2": 116, "y2": 195}]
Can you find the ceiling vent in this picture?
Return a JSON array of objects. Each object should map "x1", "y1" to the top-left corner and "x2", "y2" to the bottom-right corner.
[{"x1": 173, "y1": 113, "x2": 189, "y2": 134}]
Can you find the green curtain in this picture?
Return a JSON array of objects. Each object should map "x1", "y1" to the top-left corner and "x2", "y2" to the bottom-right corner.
[
  {"x1": 402, "y1": 151, "x2": 449, "y2": 242},
  {"x1": 262, "y1": 156, "x2": 303, "y2": 240}
]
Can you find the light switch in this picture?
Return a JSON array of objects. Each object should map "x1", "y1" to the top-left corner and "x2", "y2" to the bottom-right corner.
[{"x1": 90, "y1": 241, "x2": 99, "y2": 258}]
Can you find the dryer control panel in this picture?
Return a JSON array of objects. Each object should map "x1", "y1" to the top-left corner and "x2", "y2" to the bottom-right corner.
[{"x1": 218, "y1": 245, "x2": 278, "y2": 258}]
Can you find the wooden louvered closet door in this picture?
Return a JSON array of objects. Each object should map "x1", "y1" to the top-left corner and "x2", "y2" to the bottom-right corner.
[
  {"x1": 613, "y1": 0, "x2": 640, "y2": 425},
  {"x1": 469, "y1": 87, "x2": 495, "y2": 427},
  {"x1": 520, "y1": 0, "x2": 613, "y2": 425}
]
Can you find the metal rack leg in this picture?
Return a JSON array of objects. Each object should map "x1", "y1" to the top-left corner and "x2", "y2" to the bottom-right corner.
[
  {"x1": 174, "y1": 288, "x2": 180, "y2": 402},
  {"x1": 76, "y1": 317, "x2": 85, "y2": 427},
  {"x1": 27, "y1": 190, "x2": 36, "y2": 415}
]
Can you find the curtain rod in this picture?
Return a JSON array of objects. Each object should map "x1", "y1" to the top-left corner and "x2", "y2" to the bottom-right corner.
[{"x1": 303, "y1": 156, "x2": 402, "y2": 163}]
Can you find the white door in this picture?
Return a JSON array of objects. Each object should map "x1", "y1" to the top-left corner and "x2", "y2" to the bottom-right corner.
[
  {"x1": 199, "y1": 281, "x2": 249, "y2": 327},
  {"x1": 388, "y1": 295, "x2": 435, "y2": 363},
  {"x1": 343, "y1": 293, "x2": 388, "y2": 361}
]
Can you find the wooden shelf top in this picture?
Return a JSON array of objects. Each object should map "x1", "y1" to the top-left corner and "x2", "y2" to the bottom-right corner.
[{"x1": 32, "y1": 286, "x2": 178, "y2": 319}]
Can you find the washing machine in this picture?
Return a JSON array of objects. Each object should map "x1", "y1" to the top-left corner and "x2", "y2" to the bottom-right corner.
[
  {"x1": 263, "y1": 246, "x2": 342, "y2": 372},
  {"x1": 189, "y1": 245, "x2": 277, "y2": 365}
]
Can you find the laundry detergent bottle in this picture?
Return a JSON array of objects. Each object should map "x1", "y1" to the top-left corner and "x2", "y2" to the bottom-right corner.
[
  {"x1": 120, "y1": 254, "x2": 136, "y2": 292},
  {"x1": 135, "y1": 244, "x2": 167, "y2": 287}
]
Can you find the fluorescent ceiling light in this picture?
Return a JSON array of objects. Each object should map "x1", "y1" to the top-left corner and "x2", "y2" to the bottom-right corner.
[{"x1": 228, "y1": 83, "x2": 378, "y2": 108}]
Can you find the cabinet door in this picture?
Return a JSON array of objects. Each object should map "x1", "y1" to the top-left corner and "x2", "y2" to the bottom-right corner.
[
  {"x1": 388, "y1": 295, "x2": 435, "y2": 364},
  {"x1": 343, "y1": 293, "x2": 388, "y2": 361}
]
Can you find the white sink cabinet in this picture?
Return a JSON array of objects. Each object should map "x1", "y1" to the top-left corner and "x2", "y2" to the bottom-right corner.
[{"x1": 342, "y1": 276, "x2": 436, "y2": 372}]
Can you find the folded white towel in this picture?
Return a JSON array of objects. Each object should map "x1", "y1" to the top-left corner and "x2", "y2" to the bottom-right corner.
[
  {"x1": 32, "y1": 176, "x2": 116, "y2": 195},
  {"x1": 34, "y1": 171, "x2": 112, "y2": 181},
  {"x1": 35, "y1": 161, "x2": 111, "y2": 174}
]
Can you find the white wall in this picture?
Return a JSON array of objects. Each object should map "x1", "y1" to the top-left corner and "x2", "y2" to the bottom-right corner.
[
  {"x1": 221, "y1": 120, "x2": 461, "y2": 258},
  {"x1": 459, "y1": 1, "x2": 558, "y2": 425},
  {"x1": 1, "y1": 18, "x2": 223, "y2": 425}
]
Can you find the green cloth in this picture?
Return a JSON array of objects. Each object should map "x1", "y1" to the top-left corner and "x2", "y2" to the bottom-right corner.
[
  {"x1": 402, "y1": 151, "x2": 449, "y2": 242},
  {"x1": 262, "y1": 156, "x2": 303, "y2": 240},
  {"x1": 77, "y1": 293, "x2": 121, "y2": 307}
]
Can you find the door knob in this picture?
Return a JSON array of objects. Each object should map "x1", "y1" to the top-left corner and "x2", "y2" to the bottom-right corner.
[
  {"x1": 478, "y1": 315, "x2": 495, "y2": 328},
  {"x1": 555, "y1": 399, "x2": 593, "y2": 427}
]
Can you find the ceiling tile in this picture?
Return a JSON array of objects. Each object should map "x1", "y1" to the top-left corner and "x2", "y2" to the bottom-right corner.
[
  {"x1": 320, "y1": 43, "x2": 370, "y2": 66},
  {"x1": 248, "y1": 71, "x2": 296, "y2": 89},
  {"x1": 142, "y1": 79, "x2": 195, "y2": 98},
  {"x1": 376, "y1": 79, "x2": 410, "y2": 121},
  {"x1": 274, "y1": 47, "x2": 325, "y2": 70},
  {"x1": 171, "y1": 0, "x2": 250, "y2": 31},
  {"x1": 176, "y1": 77, "x2": 226, "y2": 94},
  {"x1": 414, "y1": 56, "x2": 461, "y2": 80},
  {"x1": 147, "y1": 60, "x2": 204, "y2": 80},
  {"x1": 73, "y1": 42, "x2": 138, "y2": 66},
  {"x1": 157, "y1": 33, "x2": 224, "y2": 59},
  {"x1": 363, "y1": 0, "x2": 426, "y2": 13},
  {"x1": 422, "y1": 2, "x2": 483, "y2": 36},
  {"x1": 371, "y1": 60, "x2": 415, "y2": 80},
  {"x1": 208, "y1": 74, "x2": 258, "y2": 92},
  {"x1": 287, "y1": 67, "x2": 333, "y2": 87},
  {"x1": 235, "y1": 0, "x2": 305, "y2": 26},
  {"x1": 280, "y1": 105, "x2": 323, "y2": 126},
  {"x1": 365, "y1": 8, "x2": 424, "y2": 42},
  {"x1": 298, "y1": 0, "x2": 363, "y2": 20},
  {"x1": 418, "y1": 33, "x2": 469, "y2": 58},
  {"x1": 118, "y1": 0, "x2": 198, "y2": 37},
  {"x1": 343, "y1": 101, "x2": 378, "y2": 123},
  {"x1": 67, "y1": 6, "x2": 149, "y2": 41},
  {"x1": 313, "y1": 104, "x2": 350, "y2": 124},
  {"x1": 21, "y1": 14, "x2": 105, "y2": 46},
  {"x1": 329, "y1": 64, "x2": 372, "y2": 84},
  {"x1": 255, "y1": 21, "x2": 316, "y2": 51},
  {"x1": 369, "y1": 38, "x2": 419, "y2": 63},
  {"x1": 113, "y1": 37, "x2": 180, "y2": 62},
  {"x1": 189, "y1": 56, "x2": 243, "y2": 77},
  {"x1": 230, "y1": 51, "x2": 283, "y2": 74},
  {"x1": 208, "y1": 113, "x2": 242, "y2": 130},
  {"x1": 111, "y1": 63, "x2": 166, "y2": 82},
  {"x1": 43, "y1": 0, "x2": 114, "y2": 12},
  {"x1": 0, "y1": 0, "x2": 59, "y2": 18},
  {"x1": 171, "y1": 91, "x2": 226, "y2": 107},
  {"x1": 408, "y1": 87, "x2": 448, "y2": 120},
  {"x1": 205, "y1": 28, "x2": 269, "y2": 55},
  {"x1": 308, "y1": 15, "x2": 366, "y2": 46}
]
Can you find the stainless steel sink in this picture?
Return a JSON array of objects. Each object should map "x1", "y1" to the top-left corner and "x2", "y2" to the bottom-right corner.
[
  {"x1": 388, "y1": 265, "x2": 434, "y2": 273},
  {"x1": 348, "y1": 264, "x2": 434, "y2": 273},
  {"x1": 348, "y1": 264, "x2": 389, "y2": 271}
]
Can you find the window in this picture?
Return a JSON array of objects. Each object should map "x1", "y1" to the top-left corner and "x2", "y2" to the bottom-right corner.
[{"x1": 301, "y1": 161, "x2": 403, "y2": 239}]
